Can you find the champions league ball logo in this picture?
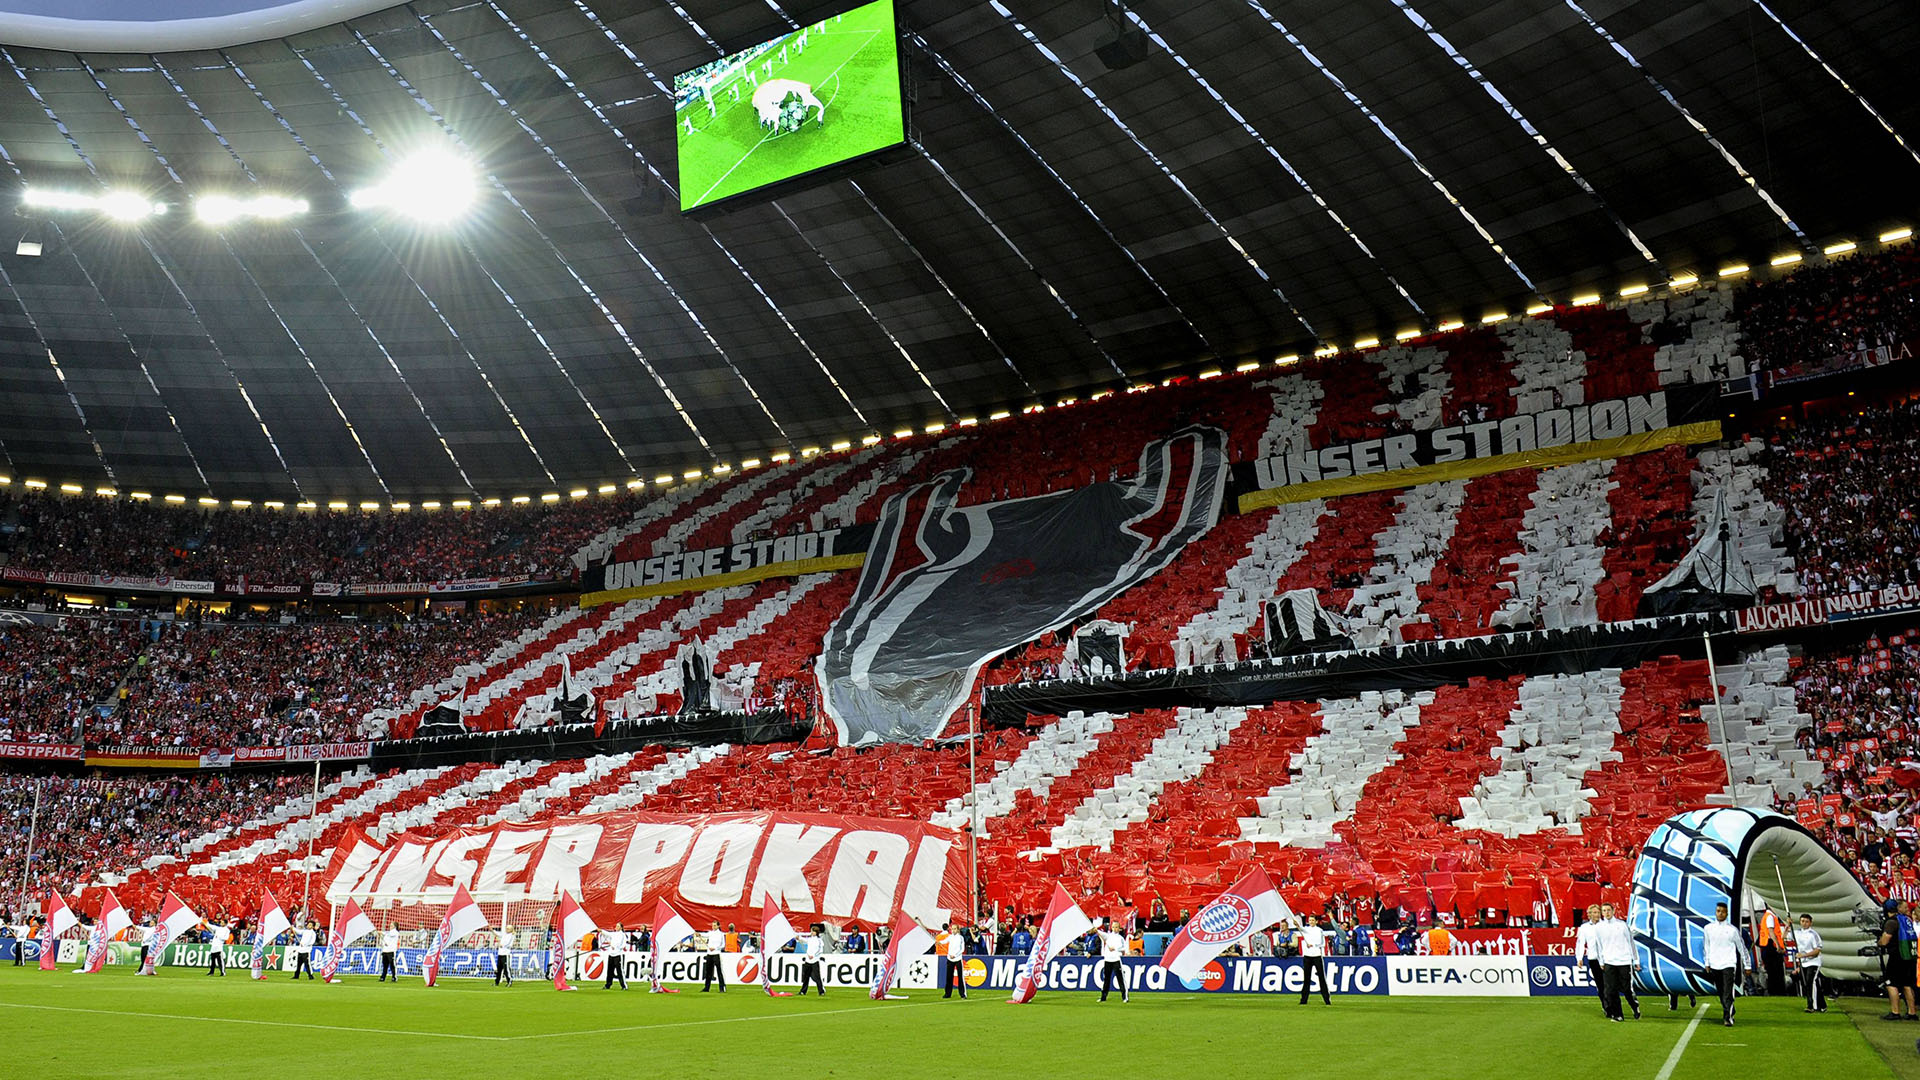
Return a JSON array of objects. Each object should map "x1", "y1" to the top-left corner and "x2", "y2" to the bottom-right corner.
[{"x1": 1187, "y1": 896, "x2": 1256, "y2": 946}]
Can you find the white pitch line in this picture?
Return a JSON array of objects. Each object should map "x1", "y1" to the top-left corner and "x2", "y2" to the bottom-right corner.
[
  {"x1": 1653, "y1": 1003, "x2": 1710, "y2": 1080},
  {"x1": 0, "y1": 1001, "x2": 507, "y2": 1041}
]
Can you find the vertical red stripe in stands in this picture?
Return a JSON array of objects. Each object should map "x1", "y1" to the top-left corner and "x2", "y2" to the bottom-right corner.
[{"x1": 1416, "y1": 470, "x2": 1539, "y2": 637}]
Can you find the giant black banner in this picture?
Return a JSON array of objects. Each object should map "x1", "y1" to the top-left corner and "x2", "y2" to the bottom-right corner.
[{"x1": 819, "y1": 425, "x2": 1230, "y2": 745}]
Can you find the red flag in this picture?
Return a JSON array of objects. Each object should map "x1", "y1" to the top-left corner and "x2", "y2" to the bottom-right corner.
[
  {"x1": 552, "y1": 892, "x2": 596, "y2": 991},
  {"x1": 759, "y1": 897, "x2": 798, "y2": 997},
  {"x1": 141, "y1": 892, "x2": 201, "y2": 976},
  {"x1": 422, "y1": 884, "x2": 487, "y2": 987},
  {"x1": 252, "y1": 888, "x2": 291, "y2": 980},
  {"x1": 82, "y1": 890, "x2": 131, "y2": 974},
  {"x1": 648, "y1": 899, "x2": 694, "y2": 993},
  {"x1": 870, "y1": 910, "x2": 935, "y2": 1000},
  {"x1": 320, "y1": 898, "x2": 375, "y2": 982},
  {"x1": 1009, "y1": 884, "x2": 1094, "y2": 1004},
  {"x1": 39, "y1": 892, "x2": 76, "y2": 972}
]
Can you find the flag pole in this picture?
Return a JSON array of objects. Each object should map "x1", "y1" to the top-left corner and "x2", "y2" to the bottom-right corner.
[
  {"x1": 21, "y1": 778, "x2": 42, "y2": 910},
  {"x1": 301, "y1": 757, "x2": 322, "y2": 917},
  {"x1": 1701, "y1": 630, "x2": 1737, "y2": 801},
  {"x1": 967, "y1": 701, "x2": 980, "y2": 926}
]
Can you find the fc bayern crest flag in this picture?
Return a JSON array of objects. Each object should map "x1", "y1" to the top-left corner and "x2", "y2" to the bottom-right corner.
[
  {"x1": 1158, "y1": 867, "x2": 1294, "y2": 982},
  {"x1": 869, "y1": 910, "x2": 935, "y2": 1000},
  {"x1": 1010, "y1": 884, "x2": 1094, "y2": 1004},
  {"x1": 82, "y1": 890, "x2": 131, "y2": 974},
  {"x1": 40, "y1": 891, "x2": 77, "y2": 972},
  {"x1": 422, "y1": 883, "x2": 487, "y2": 987},
  {"x1": 141, "y1": 892, "x2": 201, "y2": 976},
  {"x1": 552, "y1": 891, "x2": 597, "y2": 991},
  {"x1": 320, "y1": 898, "x2": 375, "y2": 982},
  {"x1": 253, "y1": 888, "x2": 291, "y2": 980}
]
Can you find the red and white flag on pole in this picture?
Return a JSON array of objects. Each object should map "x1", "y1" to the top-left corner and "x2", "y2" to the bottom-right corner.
[
  {"x1": 551, "y1": 891, "x2": 596, "y2": 991},
  {"x1": 1157, "y1": 867, "x2": 1295, "y2": 983},
  {"x1": 252, "y1": 888, "x2": 291, "y2": 980},
  {"x1": 758, "y1": 897, "x2": 797, "y2": 997},
  {"x1": 140, "y1": 892, "x2": 202, "y2": 976},
  {"x1": 320, "y1": 898, "x2": 376, "y2": 983},
  {"x1": 422, "y1": 883, "x2": 488, "y2": 987},
  {"x1": 648, "y1": 899, "x2": 694, "y2": 993},
  {"x1": 1009, "y1": 884, "x2": 1094, "y2": 1004},
  {"x1": 39, "y1": 891, "x2": 77, "y2": 972},
  {"x1": 81, "y1": 890, "x2": 131, "y2": 974},
  {"x1": 869, "y1": 911, "x2": 935, "y2": 1000}
]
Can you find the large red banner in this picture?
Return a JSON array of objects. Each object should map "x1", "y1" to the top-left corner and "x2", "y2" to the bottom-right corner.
[{"x1": 320, "y1": 810, "x2": 969, "y2": 933}]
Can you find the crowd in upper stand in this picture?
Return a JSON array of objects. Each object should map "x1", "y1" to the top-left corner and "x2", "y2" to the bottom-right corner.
[
  {"x1": 1759, "y1": 397, "x2": 1920, "y2": 599},
  {"x1": 1777, "y1": 631, "x2": 1920, "y2": 901},
  {"x1": 1740, "y1": 244, "x2": 1920, "y2": 377},
  {"x1": 0, "y1": 771, "x2": 311, "y2": 901},
  {"x1": 0, "y1": 490, "x2": 639, "y2": 585},
  {"x1": 0, "y1": 611, "x2": 536, "y2": 748}
]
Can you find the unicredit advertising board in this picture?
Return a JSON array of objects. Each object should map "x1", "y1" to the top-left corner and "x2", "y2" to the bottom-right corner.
[{"x1": 320, "y1": 810, "x2": 968, "y2": 931}]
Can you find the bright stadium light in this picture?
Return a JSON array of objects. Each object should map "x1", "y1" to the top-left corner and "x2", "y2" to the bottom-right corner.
[
  {"x1": 195, "y1": 193, "x2": 308, "y2": 226},
  {"x1": 98, "y1": 190, "x2": 166, "y2": 221},
  {"x1": 351, "y1": 150, "x2": 477, "y2": 223},
  {"x1": 24, "y1": 186, "x2": 165, "y2": 221}
]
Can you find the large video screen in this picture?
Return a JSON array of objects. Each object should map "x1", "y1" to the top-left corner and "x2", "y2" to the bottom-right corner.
[{"x1": 673, "y1": 0, "x2": 905, "y2": 213}]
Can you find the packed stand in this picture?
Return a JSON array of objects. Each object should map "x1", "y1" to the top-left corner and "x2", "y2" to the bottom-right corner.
[
  {"x1": 1778, "y1": 631, "x2": 1920, "y2": 899},
  {"x1": 0, "y1": 772, "x2": 310, "y2": 902},
  {"x1": 0, "y1": 617, "x2": 142, "y2": 745},
  {"x1": 1739, "y1": 245, "x2": 1920, "y2": 377},
  {"x1": 0, "y1": 489, "x2": 641, "y2": 585},
  {"x1": 1758, "y1": 398, "x2": 1920, "y2": 599}
]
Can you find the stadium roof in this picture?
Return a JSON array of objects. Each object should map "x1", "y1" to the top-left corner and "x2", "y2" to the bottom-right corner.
[{"x1": 0, "y1": 0, "x2": 1913, "y2": 500}]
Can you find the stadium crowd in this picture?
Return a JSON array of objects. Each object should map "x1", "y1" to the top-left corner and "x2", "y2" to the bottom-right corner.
[
  {"x1": 0, "y1": 610, "x2": 539, "y2": 748},
  {"x1": 1739, "y1": 245, "x2": 1920, "y2": 377},
  {"x1": 0, "y1": 489, "x2": 639, "y2": 585},
  {"x1": 1759, "y1": 398, "x2": 1920, "y2": 599}
]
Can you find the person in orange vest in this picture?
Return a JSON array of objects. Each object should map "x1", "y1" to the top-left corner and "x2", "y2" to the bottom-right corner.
[
  {"x1": 1426, "y1": 922, "x2": 1452, "y2": 956},
  {"x1": 1755, "y1": 906, "x2": 1789, "y2": 995}
]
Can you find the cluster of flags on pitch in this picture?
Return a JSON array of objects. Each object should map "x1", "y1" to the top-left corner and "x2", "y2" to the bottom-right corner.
[{"x1": 33, "y1": 867, "x2": 1294, "y2": 997}]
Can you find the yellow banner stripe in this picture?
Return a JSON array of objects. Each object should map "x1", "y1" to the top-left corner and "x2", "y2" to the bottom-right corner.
[
  {"x1": 581, "y1": 553, "x2": 866, "y2": 608},
  {"x1": 1236, "y1": 420, "x2": 1722, "y2": 513},
  {"x1": 85, "y1": 756, "x2": 201, "y2": 769}
]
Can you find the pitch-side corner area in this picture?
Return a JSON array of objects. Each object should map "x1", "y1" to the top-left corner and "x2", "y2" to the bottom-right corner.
[{"x1": 0, "y1": 969, "x2": 1908, "y2": 1080}]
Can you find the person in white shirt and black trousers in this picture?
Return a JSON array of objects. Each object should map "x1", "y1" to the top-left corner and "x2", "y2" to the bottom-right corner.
[
  {"x1": 1297, "y1": 917, "x2": 1331, "y2": 1005},
  {"x1": 292, "y1": 921, "x2": 318, "y2": 980},
  {"x1": 1594, "y1": 904, "x2": 1640, "y2": 1021},
  {"x1": 1097, "y1": 918, "x2": 1128, "y2": 1003},
  {"x1": 1792, "y1": 913, "x2": 1825, "y2": 1013},
  {"x1": 207, "y1": 919, "x2": 232, "y2": 976},
  {"x1": 798, "y1": 925, "x2": 827, "y2": 996},
  {"x1": 494, "y1": 925, "x2": 514, "y2": 986},
  {"x1": 701, "y1": 923, "x2": 726, "y2": 992},
  {"x1": 939, "y1": 922, "x2": 967, "y2": 998},
  {"x1": 1701, "y1": 902, "x2": 1746, "y2": 1027},
  {"x1": 378, "y1": 925, "x2": 400, "y2": 982},
  {"x1": 602, "y1": 924, "x2": 628, "y2": 989}
]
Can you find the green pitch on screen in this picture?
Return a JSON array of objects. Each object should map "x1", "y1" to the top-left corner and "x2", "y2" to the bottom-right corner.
[{"x1": 673, "y1": 0, "x2": 904, "y2": 212}]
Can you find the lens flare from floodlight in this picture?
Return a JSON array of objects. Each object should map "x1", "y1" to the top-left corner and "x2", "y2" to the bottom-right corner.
[
  {"x1": 22, "y1": 187, "x2": 95, "y2": 211},
  {"x1": 196, "y1": 193, "x2": 310, "y2": 226},
  {"x1": 352, "y1": 150, "x2": 476, "y2": 223},
  {"x1": 98, "y1": 191, "x2": 162, "y2": 221},
  {"x1": 195, "y1": 195, "x2": 242, "y2": 225}
]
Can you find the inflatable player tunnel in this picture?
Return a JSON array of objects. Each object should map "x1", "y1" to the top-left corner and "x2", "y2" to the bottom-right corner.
[{"x1": 1629, "y1": 807, "x2": 1880, "y2": 991}]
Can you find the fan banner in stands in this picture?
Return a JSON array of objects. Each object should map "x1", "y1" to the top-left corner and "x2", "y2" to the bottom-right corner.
[
  {"x1": 1371, "y1": 927, "x2": 1579, "y2": 956},
  {"x1": 283, "y1": 741, "x2": 374, "y2": 762},
  {"x1": 312, "y1": 582, "x2": 342, "y2": 597},
  {"x1": 320, "y1": 810, "x2": 968, "y2": 934},
  {"x1": 85, "y1": 746, "x2": 206, "y2": 768},
  {"x1": 580, "y1": 525, "x2": 875, "y2": 607},
  {"x1": 1764, "y1": 338, "x2": 1911, "y2": 390},
  {"x1": 1234, "y1": 385, "x2": 1722, "y2": 511},
  {"x1": 346, "y1": 575, "x2": 539, "y2": 597},
  {"x1": 0, "y1": 742, "x2": 84, "y2": 761},
  {"x1": 820, "y1": 425, "x2": 1230, "y2": 745},
  {"x1": 1735, "y1": 583, "x2": 1920, "y2": 634},
  {"x1": 0, "y1": 567, "x2": 214, "y2": 594}
]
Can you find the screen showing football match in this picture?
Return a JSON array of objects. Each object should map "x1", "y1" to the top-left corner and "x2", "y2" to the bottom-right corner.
[{"x1": 673, "y1": 0, "x2": 905, "y2": 212}]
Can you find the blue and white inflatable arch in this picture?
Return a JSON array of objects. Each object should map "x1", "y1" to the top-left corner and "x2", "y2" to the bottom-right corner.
[{"x1": 1629, "y1": 807, "x2": 1879, "y2": 991}]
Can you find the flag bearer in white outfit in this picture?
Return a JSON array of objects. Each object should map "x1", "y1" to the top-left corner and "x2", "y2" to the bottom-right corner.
[
  {"x1": 379, "y1": 925, "x2": 400, "y2": 982},
  {"x1": 1297, "y1": 918, "x2": 1331, "y2": 1005},
  {"x1": 1097, "y1": 918, "x2": 1128, "y2": 1003},
  {"x1": 1702, "y1": 903, "x2": 1747, "y2": 1027},
  {"x1": 1793, "y1": 913, "x2": 1825, "y2": 1013},
  {"x1": 798, "y1": 925, "x2": 826, "y2": 996}
]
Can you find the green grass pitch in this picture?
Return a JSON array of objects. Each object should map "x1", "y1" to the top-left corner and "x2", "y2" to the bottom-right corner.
[
  {"x1": 1, "y1": 967, "x2": 1906, "y2": 1080},
  {"x1": 674, "y1": 1, "x2": 904, "y2": 212}
]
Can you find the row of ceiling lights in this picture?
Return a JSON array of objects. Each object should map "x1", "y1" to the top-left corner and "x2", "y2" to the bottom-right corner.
[
  {"x1": 3, "y1": 221, "x2": 1908, "y2": 512},
  {"x1": 15, "y1": 151, "x2": 477, "y2": 236}
]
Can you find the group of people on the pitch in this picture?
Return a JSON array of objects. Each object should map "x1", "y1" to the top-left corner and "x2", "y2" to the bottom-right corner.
[{"x1": 1575, "y1": 901, "x2": 1828, "y2": 1027}]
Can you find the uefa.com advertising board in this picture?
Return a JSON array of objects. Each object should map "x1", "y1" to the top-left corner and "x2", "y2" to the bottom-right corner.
[{"x1": 11, "y1": 939, "x2": 1603, "y2": 998}]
